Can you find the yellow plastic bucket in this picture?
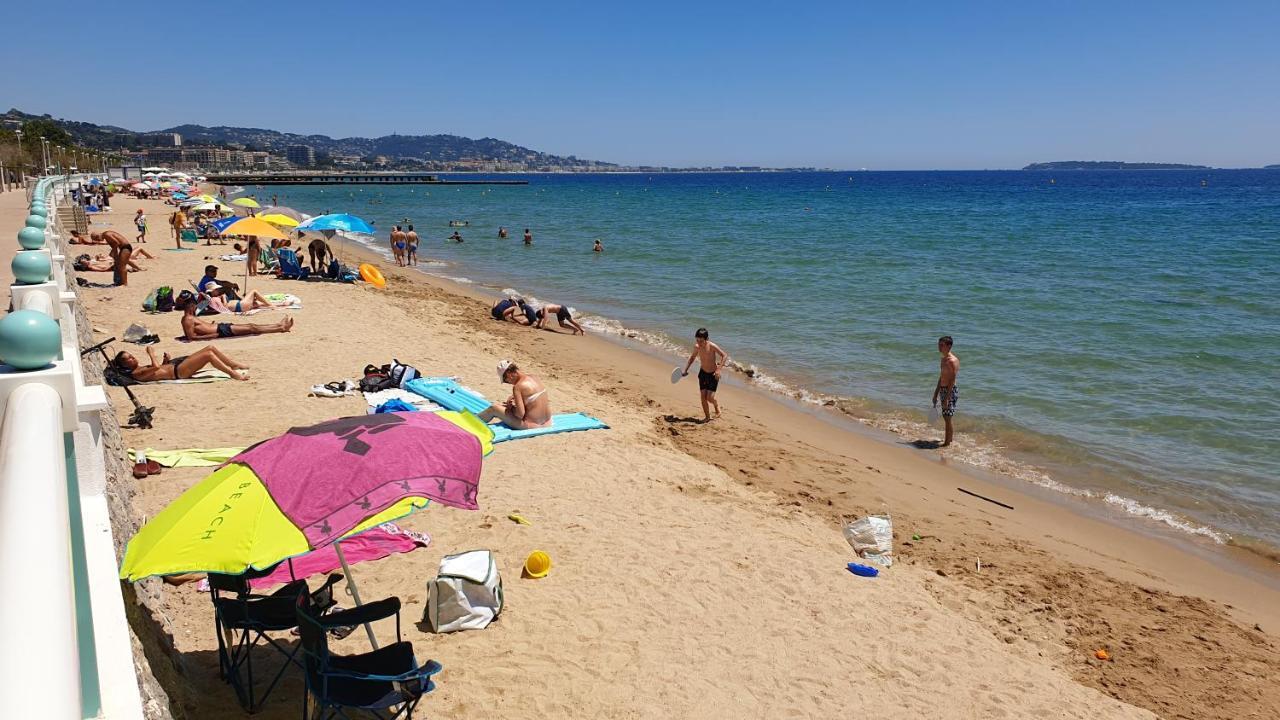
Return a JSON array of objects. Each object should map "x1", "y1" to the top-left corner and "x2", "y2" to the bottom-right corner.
[{"x1": 523, "y1": 550, "x2": 551, "y2": 578}]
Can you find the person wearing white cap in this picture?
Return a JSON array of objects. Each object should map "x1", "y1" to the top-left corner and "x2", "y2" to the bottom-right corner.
[{"x1": 479, "y1": 359, "x2": 552, "y2": 429}]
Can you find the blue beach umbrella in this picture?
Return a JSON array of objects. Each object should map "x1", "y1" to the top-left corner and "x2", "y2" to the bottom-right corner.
[
  {"x1": 297, "y1": 213, "x2": 375, "y2": 234},
  {"x1": 297, "y1": 213, "x2": 376, "y2": 263},
  {"x1": 211, "y1": 216, "x2": 239, "y2": 234}
]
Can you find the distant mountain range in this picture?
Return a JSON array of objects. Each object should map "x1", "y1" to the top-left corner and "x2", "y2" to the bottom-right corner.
[
  {"x1": 1023, "y1": 161, "x2": 1211, "y2": 170},
  {"x1": 3, "y1": 108, "x2": 614, "y2": 168}
]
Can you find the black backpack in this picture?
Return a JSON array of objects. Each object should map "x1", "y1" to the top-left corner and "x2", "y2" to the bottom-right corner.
[
  {"x1": 327, "y1": 258, "x2": 340, "y2": 279},
  {"x1": 359, "y1": 364, "x2": 395, "y2": 393}
]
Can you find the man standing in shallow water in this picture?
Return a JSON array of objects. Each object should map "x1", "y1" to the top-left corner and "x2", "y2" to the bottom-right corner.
[{"x1": 932, "y1": 335, "x2": 960, "y2": 447}]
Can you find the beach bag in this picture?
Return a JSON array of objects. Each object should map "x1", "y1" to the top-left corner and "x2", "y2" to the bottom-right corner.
[
  {"x1": 155, "y1": 286, "x2": 175, "y2": 313},
  {"x1": 424, "y1": 550, "x2": 503, "y2": 633},
  {"x1": 327, "y1": 258, "x2": 340, "y2": 279},
  {"x1": 388, "y1": 359, "x2": 420, "y2": 389},
  {"x1": 359, "y1": 364, "x2": 394, "y2": 393},
  {"x1": 141, "y1": 288, "x2": 159, "y2": 312},
  {"x1": 843, "y1": 514, "x2": 894, "y2": 567}
]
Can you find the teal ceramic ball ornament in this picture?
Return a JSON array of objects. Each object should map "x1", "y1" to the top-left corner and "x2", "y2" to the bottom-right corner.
[
  {"x1": 0, "y1": 310, "x2": 61, "y2": 370},
  {"x1": 12, "y1": 251, "x2": 52, "y2": 284},
  {"x1": 18, "y1": 226, "x2": 45, "y2": 250},
  {"x1": 25, "y1": 215, "x2": 47, "y2": 230},
  {"x1": 29, "y1": 205, "x2": 47, "y2": 218}
]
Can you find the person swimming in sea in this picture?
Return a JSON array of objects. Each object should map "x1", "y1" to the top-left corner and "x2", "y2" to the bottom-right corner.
[
  {"x1": 449, "y1": 231, "x2": 464, "y2": 243},
  {"x1": 498, "y1": 226, "x2": 509, "y2": 239},
  {"x1": 593, "y1": 239, "x2": 603, "y2": 253}
]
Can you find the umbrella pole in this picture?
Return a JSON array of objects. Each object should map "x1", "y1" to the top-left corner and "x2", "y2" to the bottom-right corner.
[{"x1": 335, "y1": 542, "x2": 379, "y2": 649}]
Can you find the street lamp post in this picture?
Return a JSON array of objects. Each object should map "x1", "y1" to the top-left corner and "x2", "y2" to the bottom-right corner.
[{"x1": 14, "y1": 130, "x2": 22, "y2": 176}]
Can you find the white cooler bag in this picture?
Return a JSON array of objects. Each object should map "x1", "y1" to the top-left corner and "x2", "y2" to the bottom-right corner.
[{"x1": 425, "y1": 550, "x2": 503, "y2": 633}]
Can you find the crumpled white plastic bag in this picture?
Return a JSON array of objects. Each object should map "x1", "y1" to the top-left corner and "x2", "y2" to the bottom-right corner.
[{"x1": 843, "y1": 514, "x2": 894, "y2": 567}]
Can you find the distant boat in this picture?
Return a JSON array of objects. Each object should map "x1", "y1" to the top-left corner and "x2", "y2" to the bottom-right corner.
[{"x1": 448, "y1": 220, "x2": 469, "y2": 227}]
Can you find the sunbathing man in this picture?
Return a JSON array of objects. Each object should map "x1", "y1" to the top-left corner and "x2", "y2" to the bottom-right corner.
[
  {"x1": 112, "y1": 344, "x2": 250, "y2": 382},
  {"x1": 69, "y1": 231, "x2": 107, "y2": 245},
  {"x1": 477, "y1": 360, "x2": 552, "y2": 429},
  {"x1": 534, "y1": 302, "x2": 585, "y2": 335},
  {"x1": 489, "y1": 297, "x2": 530, "y2": 325},
  {"x1": 178, "y1": 296, "x2": 294, "y2": 340}
]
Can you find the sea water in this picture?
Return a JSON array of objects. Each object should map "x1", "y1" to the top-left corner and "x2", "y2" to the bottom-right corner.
[{"x1": 245, "y1": 170, "x2": 1280, "y2": 555}]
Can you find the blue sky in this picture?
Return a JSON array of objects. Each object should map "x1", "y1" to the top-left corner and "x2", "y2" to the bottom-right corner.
[{"x1": 2, "y1": 1, "x2": 1277, "y2": 169}]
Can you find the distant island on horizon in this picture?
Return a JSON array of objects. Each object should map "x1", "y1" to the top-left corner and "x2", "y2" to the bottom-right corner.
[{"x1": 1023, "y1": 161, "x2": 1212, "y2": 171}]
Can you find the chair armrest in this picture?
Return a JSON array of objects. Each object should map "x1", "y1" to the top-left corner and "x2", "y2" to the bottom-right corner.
[
  {"x1": 268, "y1": 579, "x2": 308, "y2": 599},
  {"x1": 319, "y1": 597, "x2": 401, "y2": 628},
  {"x1": 310, "y1": 573, "x2": 344, "y2": 612},
  {"x1": 327, "y1": 658, "x2": 442, "y2": 684}
]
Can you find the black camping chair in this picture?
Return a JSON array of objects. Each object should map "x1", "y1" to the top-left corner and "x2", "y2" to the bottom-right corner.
[
  {"x1": 210, "y1": 571, "x2": 344, "y2": 713},
  {"x1": 295, "y1": 594, "x2": 442, "y2": 720}
]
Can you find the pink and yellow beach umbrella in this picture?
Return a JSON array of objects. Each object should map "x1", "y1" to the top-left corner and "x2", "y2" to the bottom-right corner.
[{"x1": 120, "y1": 412, "x2": 488, "y2": 581}]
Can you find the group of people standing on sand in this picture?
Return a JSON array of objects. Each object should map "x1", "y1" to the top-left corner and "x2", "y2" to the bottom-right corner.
[
  {"x1": 489, "y1": 296, "x2": 585, "y2": 335},
  {"x1": 390, "y1": 225, "x2": 420, "y2": 266}
]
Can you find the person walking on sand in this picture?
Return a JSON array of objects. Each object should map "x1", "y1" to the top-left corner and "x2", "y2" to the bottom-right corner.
[
  {"x1": 523, "y1": 228, "x2": 533, "y2": 245},
  {"x1": 390, "y1": 225, "x2": 406, "y2": 266},
  {"x1": 931, "y1": 335, "x2": 961, "y2": 447},
  {"x1": 681, "y1": 327, "x2": 729, "y2": 422},
  {"x1": 134, "y1": 209, "x2": 148, "y2": 243},
  {"x1": 178, "y1": 296, "x2": 294, "y2": 341},
  {"x1": 406, "y1": 224, "x2": 419, "y2": 265}
]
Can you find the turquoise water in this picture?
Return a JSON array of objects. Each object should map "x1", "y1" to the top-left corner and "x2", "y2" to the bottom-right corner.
[{"x1": 242, "y1": 171, "x2": 1280, "y2": 554}]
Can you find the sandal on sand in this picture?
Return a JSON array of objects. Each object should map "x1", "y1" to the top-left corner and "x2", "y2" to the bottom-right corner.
[
  {"x1": 132, "y1": 461, "x2": 149, "y2": 479},
  {"x1": 146, "y1": 460, "x2": 161, "y2": 476}
]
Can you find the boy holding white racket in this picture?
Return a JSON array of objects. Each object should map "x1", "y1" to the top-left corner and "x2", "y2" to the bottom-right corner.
[{"x1": 681, "y1": 327, "x2": 729, "y2": 422}]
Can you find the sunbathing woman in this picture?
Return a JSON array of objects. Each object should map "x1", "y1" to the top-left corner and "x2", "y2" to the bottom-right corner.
[
  {"x1": 74, "y1": 253, "x2": 145, "y2": 273},
  {"x1": 112, "y1": 345, "x2": 250, "y2": 382},
  {"x1": 477, "y1": 359, "x2": 552, "y2": 429}
]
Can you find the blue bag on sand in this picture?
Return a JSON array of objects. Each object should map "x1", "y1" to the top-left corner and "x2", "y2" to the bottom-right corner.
[{"x1": 375, "y1": 398, "x2": 419, "y2": 414}]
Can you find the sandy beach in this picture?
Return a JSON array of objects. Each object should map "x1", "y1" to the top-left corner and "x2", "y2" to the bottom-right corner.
[{"x1": 22, "y1": 189, "x2": 1277, "y2": 719}]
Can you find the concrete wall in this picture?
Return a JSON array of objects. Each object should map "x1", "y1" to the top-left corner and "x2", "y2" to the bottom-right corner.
[{"x1": 72, "y1": 274, "x2": 185, "y2": 720}]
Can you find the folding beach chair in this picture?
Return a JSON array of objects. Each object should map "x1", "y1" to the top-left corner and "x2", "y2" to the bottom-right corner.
[
  {"x1": 276, "y1": 249, "x2": 310, "y2": 280},
  {"x1": 210, "y1": 571, "x2": 343, "y2": 713},
  {"x1": 296, "y1": 594, "x2": 442, "y2": 720}
]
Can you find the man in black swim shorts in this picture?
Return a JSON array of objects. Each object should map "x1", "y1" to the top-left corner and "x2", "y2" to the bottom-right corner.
[
  {"x1": 680, "y1": 327, "x2": 729, "y2": 422},
  {"x1": 177, "y1": 296, "x2": 295, "y2": 341},
  {"x1": 532, "y1": 302, "x2": 585, "y2": 335}
]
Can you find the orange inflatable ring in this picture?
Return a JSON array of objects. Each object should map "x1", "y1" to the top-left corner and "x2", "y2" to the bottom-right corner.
[{"x1": 359, "y1": 263, "x2": 386, "y2": 288}]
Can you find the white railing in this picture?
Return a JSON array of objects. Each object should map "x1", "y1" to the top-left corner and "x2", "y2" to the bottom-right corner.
[{"x1": 0, "y1": 176, "x2": 144, "y2": 719}]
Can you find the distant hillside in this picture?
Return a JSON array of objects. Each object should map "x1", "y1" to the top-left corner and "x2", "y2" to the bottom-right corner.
[
  {"x1": 2, "y1": 108, "x2": 613, "y2": 168},
  {"x1": 1023, "y1": 161, "x2": 1211, "y2": 171},
  {"x1": 1265, "y1": 164, "x2": 1280, "y2": 170}
]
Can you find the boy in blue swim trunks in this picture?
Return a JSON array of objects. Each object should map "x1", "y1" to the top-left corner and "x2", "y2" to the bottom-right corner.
[
  {"x1": 931, "y1": 335, "x2": 961, "y2": 447},
  {"x1": 681, "y1": 327, "x2": 729, "y2": 422}
]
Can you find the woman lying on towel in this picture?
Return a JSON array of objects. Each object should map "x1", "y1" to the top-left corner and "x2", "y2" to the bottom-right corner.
[
  {"x1": 112, "y1": 345, "x2": 250, "y2": 382},
  {"x1": 478, "y1": 359, "x2": 552, "y2": 429}
]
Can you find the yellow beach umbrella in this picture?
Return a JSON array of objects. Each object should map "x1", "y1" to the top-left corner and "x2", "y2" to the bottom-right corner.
[
  {"x1": 218, "y1": 216, "x2": 290, "y2": 240},
  {"x1": 257, "y1": 213, "x2": 300, "y2": 228},
  {"x1": 232, "y1": 197, "x2": 261, "y2": 208},
  {"x1": 119, "y1": 463, "x2": 427, "y2": 580}
]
